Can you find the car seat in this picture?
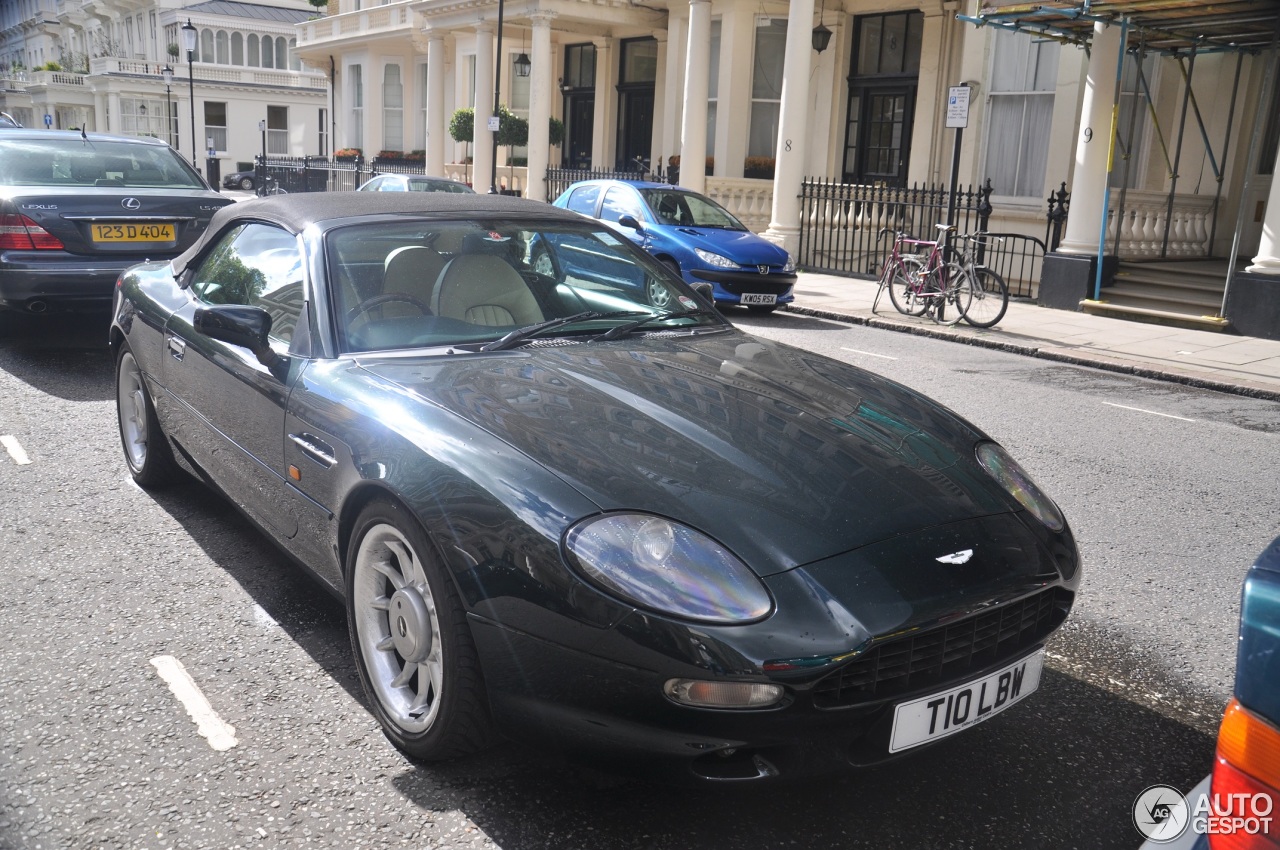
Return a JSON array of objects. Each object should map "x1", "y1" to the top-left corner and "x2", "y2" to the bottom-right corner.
[{"x1": 433, "y1": 254, "x2": 542, "y2": 327}]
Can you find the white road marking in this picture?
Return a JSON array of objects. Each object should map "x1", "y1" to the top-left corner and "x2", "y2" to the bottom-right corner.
[
  {"x1": 149, "y1": 655, "x2": 238, "y2": 751},
  {"x1": 840, "y1": 347, "x2": 898, "y2": 361},
  {"x1": 1, "y1": 435, "x2": 31, "y2": 465},
  {"x1": 1102, "y1": 402, "x2": 1195, "y2": 422},
  {"x1": 252, "y1": 604, "x2": 280, "y2": 629}
]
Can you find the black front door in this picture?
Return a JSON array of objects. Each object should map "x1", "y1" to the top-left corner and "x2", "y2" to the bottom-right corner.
[
  {"x1": 844, "y1": 85, "x2": 915, "y2": 185},
  {"x1": 617, "y1": 89, "x2": 654, "y2": 171},
  {"x1": 564, "y1": 92, "x2": 594, "y2": 169}
]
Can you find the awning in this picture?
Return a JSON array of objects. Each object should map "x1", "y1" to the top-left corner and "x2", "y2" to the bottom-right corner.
[{"x1": 963, "y1": 1, "x2": 1279, "y2": 54}]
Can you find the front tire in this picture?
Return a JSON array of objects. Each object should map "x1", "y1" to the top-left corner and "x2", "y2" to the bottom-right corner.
[
  {"x1": 115, "y1": 344, "x2": 179, "y2": 488},
  {"x1": 346, "y1": 499, "x2": 492, "y2": 761},
  {"x1": 957, "y1": 267, "x2": 1009, "y2": 328}
]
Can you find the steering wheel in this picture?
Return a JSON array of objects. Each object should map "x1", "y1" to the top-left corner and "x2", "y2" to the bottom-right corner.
[{"x1": 346, "y1": 292, "x2": 432, "y2": 322}]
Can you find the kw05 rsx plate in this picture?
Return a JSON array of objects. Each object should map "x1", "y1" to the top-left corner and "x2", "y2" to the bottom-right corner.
[{"x1": 91, "y1": 222, "x2": 176, "y2": 243}]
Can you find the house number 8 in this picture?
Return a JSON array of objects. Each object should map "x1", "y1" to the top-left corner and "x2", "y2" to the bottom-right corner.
[{"x1": 785, "y1": 139, "x2": 792, "y2": 152}]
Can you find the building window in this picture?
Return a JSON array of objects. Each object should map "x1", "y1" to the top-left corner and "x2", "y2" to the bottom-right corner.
[
  {"x1": 122, "y1": 98, "x2": 168, "y2": 140},
  {"x1": 200, "y1": 29, "x2": 214, "y2": 63},
  {"x1": 231, "y1": 33, "x2": 243, "y2": 66},
  {"x1": 275, "y1": 37, "x2": 288, "y2": 70},
  {"x1": 215, "y1": 31, "x2": 229, "y2": 64},
  {"x1": 383, "y1": 63, "x2": 403, "y2": 152},
  {"x1": 417, "y1": 64, "x2": 429, "y2": 150},
  {"x1": 267, "y1": 105, "x2": 288, "y2": 154},
  {"x1": 247, "y1": 35, "x2": 259, "y2": 68},
  {"x1": 262, "y1": 36, "x2": 274, "y2": 68},
  {"x1": 350, "y1": 64, "x2": 363, "y2": 149},
  {"x1": 509, "y1": 53, "x2": 529, "y2": 160},
  {"x1": 748, "y1": 20, "x2": 786, "y2": 158},
  {"x1": 204, "y1": 101, "x2": 227, "y2": 152},
  {"x1": 983, "y1": 28, "x2": 1059, "y2": 197},
  {"x1": 319, "y1": 107, "x2": 329, "y2": 156}
]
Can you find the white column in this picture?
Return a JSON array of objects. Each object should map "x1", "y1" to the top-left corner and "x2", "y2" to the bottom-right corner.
[
  {"x1": 651, "y1": 30, "x2": 668, "y2": 171},
  {"x1": 680, "y1": 0, "x2": 711, "y2": 192},
  {"x1": 1059, "y1": 21, "x2": 1123, "y2": 254},
  {"x1": 107, "y1": 91, "x2": 122, "y2": 135},
  {"x1": 591, "y1": 38, "x2": 612, "y2": 168},
  {"x1": 660, "y1": 12, "x2": 686, "y2": 173},
  {"x1": 717, "y1": 0, "x2": 754, "y2": 178},
  {"x1": 425, "y1": 33, "x2": 446, "y2": 175},
  {"x1": 365, "y1": 58, "x2": 384, "y2": 159},
  {"x1": 1248, "y1": 141, "x2": 1280, "y2": 274},
  {"x1": 762, "y1": 0, "x2": 816, "y2": 253},
  {"x1": 473, "y1": 24, "x2": 495, "y2": 193},
  {"x1": 525, "y1": 13, "x2": 554, "y2": 200}
]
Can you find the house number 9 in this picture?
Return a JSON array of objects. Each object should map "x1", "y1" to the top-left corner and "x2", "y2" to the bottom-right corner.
[{"x1": 1083, "y1": 127, "x2": 1093, "y2": 143}]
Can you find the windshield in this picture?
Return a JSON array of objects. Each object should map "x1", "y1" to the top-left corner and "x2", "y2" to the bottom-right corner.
[
  {"x1": 639, "y1": 189, "x2": 746, "y2": 230},
  {"x1": 326, "y1": 219, "x2": 727, "y2": 353},
  {"x1": 0, "y1": 138, "x2": 205, "y2": 189}
]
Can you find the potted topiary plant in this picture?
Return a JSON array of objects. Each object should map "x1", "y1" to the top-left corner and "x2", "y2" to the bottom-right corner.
[{"x1": 448, "y1": 108, "x2": 474, "y2": 185}]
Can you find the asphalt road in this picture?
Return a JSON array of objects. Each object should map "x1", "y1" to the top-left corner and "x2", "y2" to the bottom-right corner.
[{"x1": 2, "y1": 307, "x2": 1277, "y2": 850}]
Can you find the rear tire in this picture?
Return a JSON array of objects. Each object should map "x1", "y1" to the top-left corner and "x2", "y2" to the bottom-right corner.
[
  {"x1": 957, "y1": 267, "x2": 1009, "y2": 328},
  {"x1": 239, "y1": 177, "x2": 254, "y2": 190},
  {"x1": 115, "y1": 344, "x2": 179, "y2": 488},
  {"x1": 346, "y1": 499, "x2": 493, "y2": 761},
  {"x1": 887, "y1": 256, "x2": 930, "y2": 317}
]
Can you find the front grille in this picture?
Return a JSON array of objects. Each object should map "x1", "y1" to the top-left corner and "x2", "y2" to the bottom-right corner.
[{"x1": 811, "y1": 587, "x2": 1071, "y2": 709}]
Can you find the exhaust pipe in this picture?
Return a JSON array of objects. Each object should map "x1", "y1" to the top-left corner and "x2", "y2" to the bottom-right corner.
[{"x1": 26, "y1": 300, "x2": 48, "y2": 313}]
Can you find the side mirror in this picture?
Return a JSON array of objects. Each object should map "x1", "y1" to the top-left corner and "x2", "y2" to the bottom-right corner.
[
  {"x1": 690, "y1": 281, "x2": 718, "y2": 309},
  {"x1": 617, "y1": 214, "x2": 643, "y2": 232},
  {"x1": 194, "y1": 305, "x2": 283, "y2": 374}
]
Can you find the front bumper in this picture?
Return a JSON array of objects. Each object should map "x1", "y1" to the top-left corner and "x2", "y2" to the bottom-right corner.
[
  {"x1": 691, "y1": 268, "x2": 796, "y2": 304},
  {"x1": 0, "y1": 253, "x2": 151, "y2": 311}
]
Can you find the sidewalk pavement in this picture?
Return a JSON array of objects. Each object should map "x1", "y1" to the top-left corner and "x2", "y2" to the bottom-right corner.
[{"x1": 784, "y1": 271, "x2": 1280, "y2": 402}]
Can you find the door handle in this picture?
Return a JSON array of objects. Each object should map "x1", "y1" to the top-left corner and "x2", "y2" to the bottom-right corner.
[
  {"x1": 289, "y1": 433, "x2": 336, "y2": 468},
  {"x1": 167, "y1": 335, "x2": 186, "y2": 360}
]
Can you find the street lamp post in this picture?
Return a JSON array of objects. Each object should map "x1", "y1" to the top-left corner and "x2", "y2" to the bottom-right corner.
[
  {"x1": 181, "y1": 19, "x2": 198, "y2": 167},
  {"x1": 489, "y1": 0, "x2": 505, "y2": 194},
  {"x1": 161, "y1": 65, "x2": 174, "y2": 148}
]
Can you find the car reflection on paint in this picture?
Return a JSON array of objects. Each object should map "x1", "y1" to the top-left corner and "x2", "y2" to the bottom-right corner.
[{"x1": 111, "y1": 192, "x2": 1079, "y2": 782}]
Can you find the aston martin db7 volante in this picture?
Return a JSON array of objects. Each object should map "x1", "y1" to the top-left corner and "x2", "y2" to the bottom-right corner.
[{"x1": 112, "y1": 193, "x2": 1079, "y2": 782}]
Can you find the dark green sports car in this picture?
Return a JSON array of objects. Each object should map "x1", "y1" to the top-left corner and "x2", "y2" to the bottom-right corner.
[{"x1": 111, "y1": 192, "x2": 1079, "y2": 782}]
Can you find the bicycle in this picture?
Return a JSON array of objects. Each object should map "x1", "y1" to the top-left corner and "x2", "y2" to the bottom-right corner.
[
  {"x1": 874, "y1": 225, "x2": 1009, "y2": 328},
  {"x1": 255, "y1": 174, "x2": 288, "y2": 197}
]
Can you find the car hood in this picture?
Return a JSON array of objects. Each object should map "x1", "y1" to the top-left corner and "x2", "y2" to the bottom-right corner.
[
  {"x1": 359, "y1": 331, "x2": 1017, "y2": 575},
  {"x1": 661, "y1": 226, "x2": 790, "y2": 264}
]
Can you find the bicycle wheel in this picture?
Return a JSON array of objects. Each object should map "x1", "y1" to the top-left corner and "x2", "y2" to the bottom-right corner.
[
  {"x1": 956, "y1": 266, "x2": 1009, "y2": 328},
  {"x1": 887, "y1": 256, "x2": 930, "y2": 317},
  {"x1": 929, "y1": 263, "x2": 964, "y2": 326}
]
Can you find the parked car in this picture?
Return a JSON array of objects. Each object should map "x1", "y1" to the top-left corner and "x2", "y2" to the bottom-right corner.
[
  {"x1": 552, "y1": 179, "x2": 796, "y2": 313},
  {"x1": 0, "y1": 129, "x2": 232, "y2": 314},
  {"x1": 1139, "y1": 537, "x2": 1280, "y2": 849},
  {"x1": 357, "y1": 174, "x2": 475, "y2": 194},
  {"x1": 112, "y1": 192, "x2": 1078, "y2": 781},
  {"x1": 223, "y1": 170, "x2": 257, "y2": 191}
]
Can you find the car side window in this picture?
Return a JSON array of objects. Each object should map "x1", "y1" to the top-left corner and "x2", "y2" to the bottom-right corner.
[
  {"x1": 190, "y1": 223, "x2": 304, "y2": 345},
  {"x1": 382, "y1": 179, "x2": 404, "y2": 192},
  {"x1": 565, "y1": 185, "x2": 601, "y2": 216},
  {"x1": 599, "y1": 187, "x2": 645, "y2": 225}
]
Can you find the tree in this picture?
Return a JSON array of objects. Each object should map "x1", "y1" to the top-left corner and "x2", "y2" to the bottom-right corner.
[{"x1": 448, "y1": 108, "x2": 474, "y2": 184}]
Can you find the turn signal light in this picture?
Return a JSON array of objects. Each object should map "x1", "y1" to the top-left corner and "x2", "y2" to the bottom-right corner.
[
  {"x1": 1208, "y1": 700, "x2": 1280, "y2": 850},
  {"x1": 664, "y1": 679, "x2": 784, "y2": 709},
  {"x1": 0, "y1": 213, "x2": 64, "y2": 250}
]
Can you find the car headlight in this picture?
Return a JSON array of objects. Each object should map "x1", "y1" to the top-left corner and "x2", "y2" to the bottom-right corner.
[
  {"x1": 783, "y1": 254, "x2": 796, "y2": 273},
  {"x1": 694, "y1": 248, "x2": 738, "y2": 269},
  {"x1": 976, "y1": 442, "x2": 1065, "y2": 533},
  {"x1": 564, "y1": 513, "x2": 772, "y2": 624}
]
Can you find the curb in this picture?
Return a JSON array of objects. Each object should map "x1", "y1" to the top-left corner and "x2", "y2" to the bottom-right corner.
[{"x1": 782, "y1": 304, "x2": 1280, "y2": 403}]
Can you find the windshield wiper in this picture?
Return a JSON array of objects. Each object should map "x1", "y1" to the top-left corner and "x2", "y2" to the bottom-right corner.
[
  {"x1": 480, "y1": 310, "x2": 647, "y2": 352},
  {"x1": 593, "y1": 309, "x2": 720, "y2": 342}
]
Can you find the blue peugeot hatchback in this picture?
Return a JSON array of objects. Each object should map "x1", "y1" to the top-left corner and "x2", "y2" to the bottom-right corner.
[{"x1": 552, "y1": 179, "x2": 796, "y2": 314}]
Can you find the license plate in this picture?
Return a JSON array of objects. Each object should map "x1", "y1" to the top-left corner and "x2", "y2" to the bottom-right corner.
[
  {"x1": 740, "y1": 293, "x2": 776, "y2": 306},
  {"x1": 91, "y1": 223, "x2": 176, "y2": 243},
  {"x1": 888, "y1": 649, "x2": 1044, "y2": 753}
]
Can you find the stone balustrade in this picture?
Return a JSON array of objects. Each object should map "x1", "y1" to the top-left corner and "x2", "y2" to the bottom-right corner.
[
  {"x1": 1105, "y1": 189, "x2": 1214, "y2": 258},
  {"x1": 705, "y1": 177, "x2": 773, "y2": 232}
]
